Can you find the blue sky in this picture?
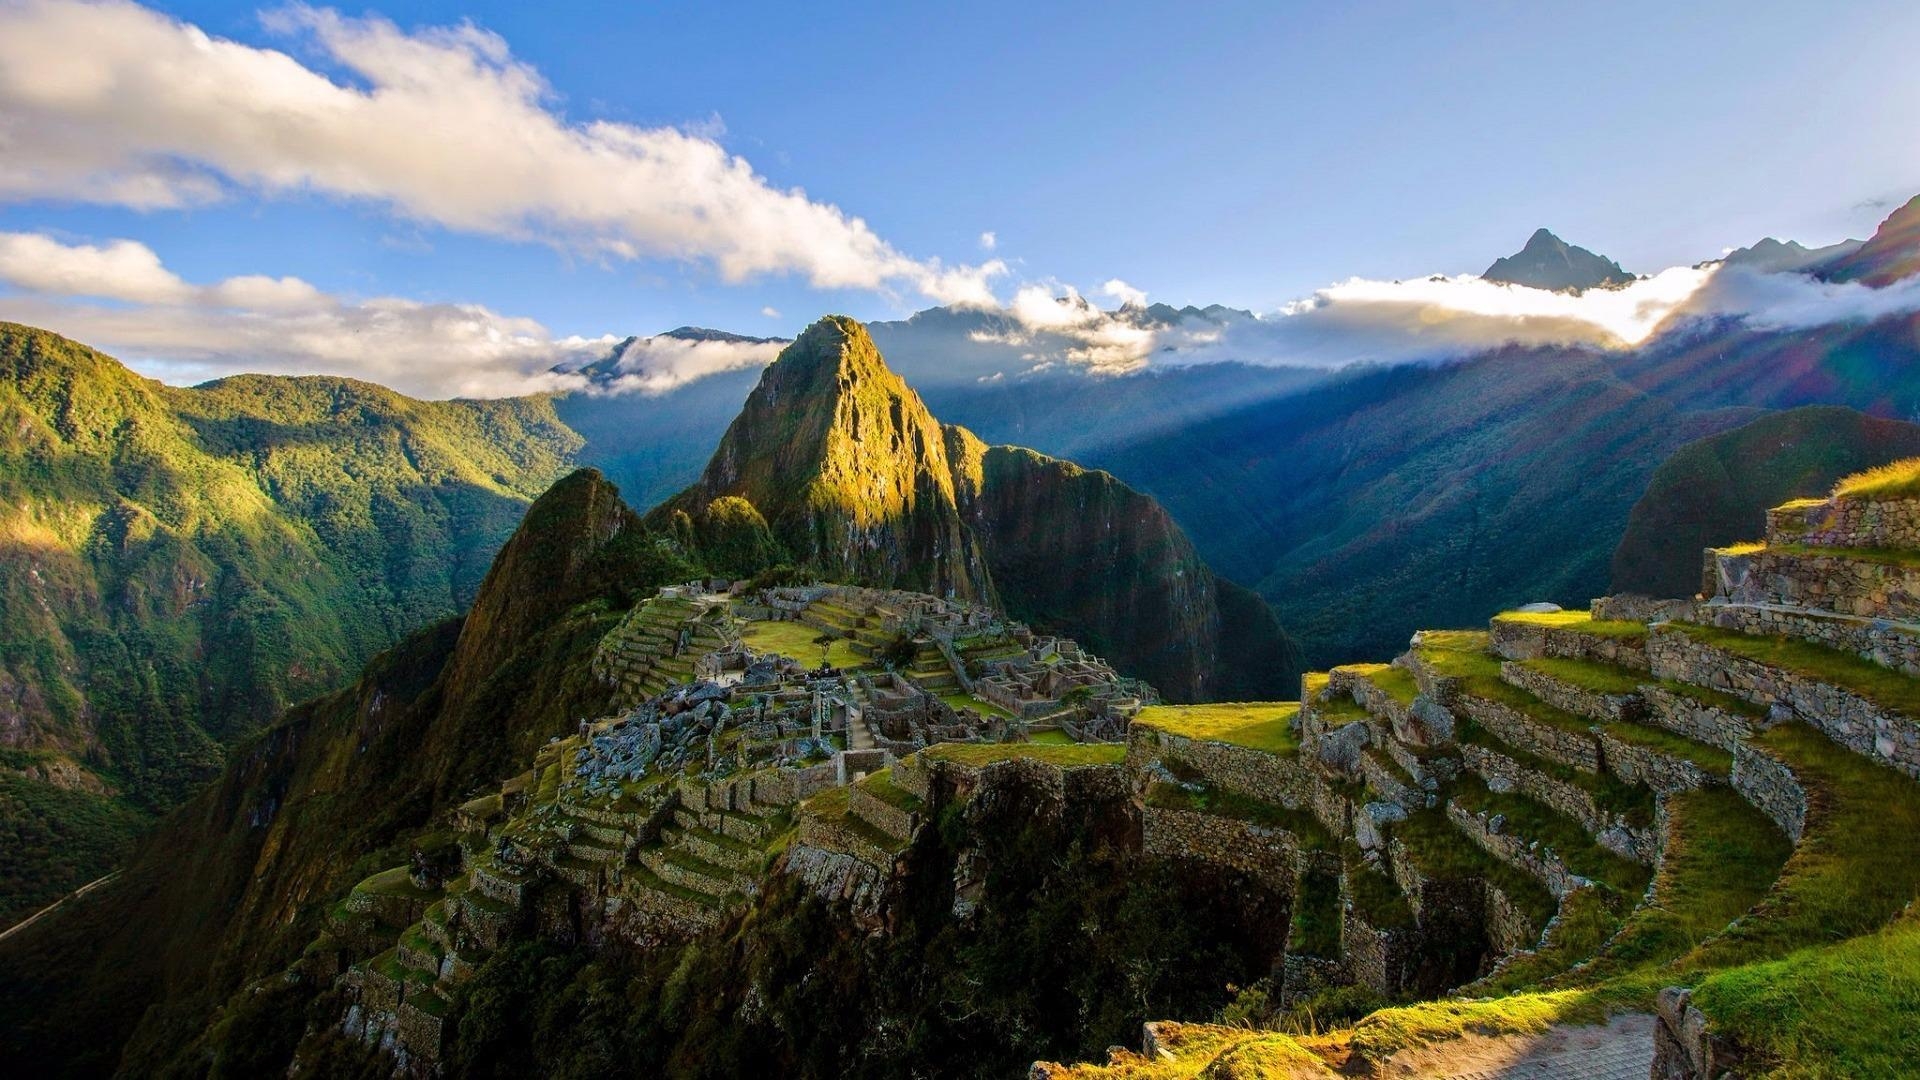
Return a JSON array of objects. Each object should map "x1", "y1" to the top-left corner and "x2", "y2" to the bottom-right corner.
[{"x1": 1, "y1": 0, "x2": 1918, "y2": 394}]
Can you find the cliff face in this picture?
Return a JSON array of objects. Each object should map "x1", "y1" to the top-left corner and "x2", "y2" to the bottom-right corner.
[
  {"x1": 953, "y1": 439, "x2": 1294, "y2": 701},
  {"x1": 661, "y1": 316, "x2": 1298, "y2": 701}
]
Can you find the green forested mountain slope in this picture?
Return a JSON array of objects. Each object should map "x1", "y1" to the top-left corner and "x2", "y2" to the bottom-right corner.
[
  {"x1": 1612, "y1": 406, "x2": 1920, "y2": 597},
  {"x1": 0, "y1": 469, "x2": 684, "y2": 1076},
  {"x1": 0, "y1": 323, "x2": 578, "y2": 919}
]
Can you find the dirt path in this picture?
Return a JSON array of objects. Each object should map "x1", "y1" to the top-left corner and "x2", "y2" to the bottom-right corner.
[
  {"x1": 1379, "y1": 1012, "x2": 1655, "y2": 1080},
  {"x1": 0, "y1": 870, "x2": 121, "y2": 944}
]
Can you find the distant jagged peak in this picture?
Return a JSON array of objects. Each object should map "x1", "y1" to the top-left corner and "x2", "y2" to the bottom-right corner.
[
  {"x1": 1482, "y1": 227, "x2": 1635, "y2": 292},
  {"x1": 1718, "y1": 235, "x2": 1866, "y2": 274},
  {"x1": 656, "y1": 325, "x2": 787, "y2": 345},
  {"x1": 1816, "y1": 193, "x2": 1920, "y2": 287}
]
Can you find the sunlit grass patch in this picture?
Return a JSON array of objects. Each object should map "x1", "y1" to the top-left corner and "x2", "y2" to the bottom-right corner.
[{"x1": 1133, "y1": 701, "x2": 1301, "y2": 753}]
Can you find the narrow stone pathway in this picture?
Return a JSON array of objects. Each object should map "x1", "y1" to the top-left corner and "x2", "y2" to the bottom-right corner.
[
  {"x1": 1380, "y1": 1013, "x2": 1655, "y2": 1080},
  {"x1": 847, "y1": 700, "x2": 877, "y2": 752},
  {"x1": 0, "y1": 871, "x2": 120, "y2": 944}
]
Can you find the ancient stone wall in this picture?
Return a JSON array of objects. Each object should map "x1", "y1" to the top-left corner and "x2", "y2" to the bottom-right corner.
[
  {"x1": 1639, "y1": 685, "x2": 1757, "y2": 753},
  {"x1": 1769, "y1": 495, "x2": 1920, "y2": 551},
  {"x1": 1491, "y1": 619, "x2": 1650, "y2": 671},
  {"x1": 1501, "y1": 661, "x2": 1640, "y2": 723},
  {"x1": 1730, "y1": 742, "x2": 1807, "y2": 842},
  {"x1": 1126, "y1": 726, "x2": 1316, "y2": 808},
  {"x1": 1455, "y1": 695, "x2": 1601, "y2": 771},
  {"x1": 1599, "y1": 730, "x2": 1716, "y2": 797},
  {"x1": 1141, "y1": 805, "x2": 1300, "y2": 892},
  {"x1": 1650, "y1": 627, "x2": 1920, "y2": 780},
  {"x1": 1699, "y1": 599, "x2": 1920, "y2": 678},
  {"x1": 1710, "y1": 546, "x2": 1920, "y2": 622},
  {"x1": 1446, "y1": 801, "x2": 1580, "y2": 898}
]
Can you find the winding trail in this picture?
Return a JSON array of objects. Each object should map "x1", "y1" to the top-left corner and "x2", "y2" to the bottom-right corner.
[{"x1": 0, "y1": 871, "x2": 121, "y2": 944}]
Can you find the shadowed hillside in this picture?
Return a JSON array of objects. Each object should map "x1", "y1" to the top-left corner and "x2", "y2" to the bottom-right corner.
[{"x1": 1612, "y1": 406, "x2": 1920, "y2": 598}]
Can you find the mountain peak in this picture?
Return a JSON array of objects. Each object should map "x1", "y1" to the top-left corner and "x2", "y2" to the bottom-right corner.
[
  {"x1": 1817, "y1": 193, "x2": 1920, "y2": 287},
  {"x1": 1482, "y1": 229, "x2": 1634, "y2": 291}
]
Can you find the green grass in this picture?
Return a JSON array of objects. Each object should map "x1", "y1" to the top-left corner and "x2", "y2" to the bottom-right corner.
[
  {"x1": 921, "y1": 741, "x2": 1127, "y2": 767},
  {"x1": 740, "y1": 618, "x2": 873, "y2": 671},
  {"x1": 1574, "y1": 786, "x2": 1790, "y2": 982},
  {"x1": 1041, "y1": 1021, "x2": 1335, "y2": 1079},
  {"x1": 1470, "y1": 887, "x2": 1623, "y2": 995},
  {"x1": 856, "y1": 769, "x2": 923, "y2": 813},
  {"x1": 1345, "y1": 854, "x2": 1415, "y2": 931},
  {"x1": 1417, "y1": 634, "x2": 1599, "y2": 739},
  {"x1": 1027, "y1": 728, "x2": 1075, "y2": 745},
  {"x1": 1685, "y1": 722, "x2": 1920, "y2": 970},
  {"x1": 1451, "y1": 778, "x2": 1653, "y2": 898},
  {"x1": 1392, "y1": 809, "x2": 1556, "y2": 928},
  {"x1": 1599, "y1": 718, "x2": 1734, "y2": 776},
  {"x1": 1145, "y1": 781, "x2": 1332, "y2": 848},
  {"x1": 1290, "y1": 869, "x2": 1343, "y2": 958},
  {"x1": 1365, "y1": 666, "x2": 1420, "y2": 705},
  {"x1": 1344, "y1": 990, "x2": 1607, "y2": 1063},
  {"x1": 937, "y1": 689, "x2": 1014, "y2": 720},
  {"x1": 1521, "y1": 657, "x2": 1646, "y2": 697},
  {"x1": 1690, "y1": 914, "x2": 1920, "y2": 1078},
  {"x1": 1133, "y1": 701, "x2": 1301, "y2": 754},
  {"x1": 353, "y1": 865, "x2": 440, "y2": 901},
  {"x1": 1493, "y1": 610, "x2": 1649, "y2": 639},
  {"x1": 1670, "y1": 622, "x2": 1920, "y2": 719}
]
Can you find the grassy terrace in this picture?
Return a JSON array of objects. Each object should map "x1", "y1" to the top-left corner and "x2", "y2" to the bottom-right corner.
[
  {"x1": 1493, "y1": 609, "x2": 1649, "y2": 639},
  {"x1": 922, "y1": 741, "x2": 1127, "y2": 768},
  {"x1": 1454, "y1": 719, "x2": 1655, "y2": 825},
  {"x1": 1601, "y1": 718, "x2": 1734, "y2": 776},
  {"x1": 740, "y1": 618, "x2": 873, "y2": 670},
  {"x1": 1345, "y1": 849, "x2": 1414, "y2": 931},
  {"x1": 1132, "y1": 701, "x2": 1301, "y2": 754},
  {"x1": 1831, "y1": 456, "x2": 1920, "y2": 500},
  {"x1": 1415, "y1": 633, "x2": 1597, "y2": 738},
  {"x1": 1393, "y1": 809, "x2": 1556, "y2": 927},
  {"x1": 1451, "y1": 777, "x2": 1653, "y2": 898},
  {"x1": 1471, "y1": 887, "x2": 1623, "y2": 996},
  {"x1": 1670, "y1": 622, "x2": 1920, "y2": 718},
  {"x1": 1145, "y1": 780, "x2": 1332, "y2": 848},
  {"x1": 1691, "y1": 914, "x2": 1920, "y2": 1078},
  {"x1": 1363, "y1": 745, "x2": 1420, "y2": 793},
  {"x1": 1574, "y1": 786, "x2": 1791, "y2": 985},
  {"x1": 1520, "y1": 657, "x2": 1644, "y2": 697},
  {"x1": 1725, "y1": 540, "x2": 1920, "y2": 571},
  {"x1": 625, "y1": 861, "x2": 721, "y2": 908},
  {"x1": 937, "y1": 689, "x2": 1014, "y2": 719},
  {"x1": 857, "y1": 768, "x2": 923, "y2": 812},
  {"x1": 1685, "y1": 722, "x2": 1920, "y2": 971},
  {"x1": 354, "y1": 866, "x2": 440, "y2": 901}
]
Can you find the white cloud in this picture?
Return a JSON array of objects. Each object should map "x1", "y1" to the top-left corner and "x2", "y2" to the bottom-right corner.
[
  {"x1": 0, "y1": 232, "x2": 610, "y2": 397},
  {"x1": 760, "y1": 306, "x2": 780, "y2": 319},
  {"x1": 979, "y1": 231, "x2": 996, "y2": 251},
  {"x1": 0, "y1": 0, "x2": 999, "y2": 303},
  {"x1": 1100, "y1": 278, "x2": 1148, "y2": 309},
  {"x1": 0, "y1": 231, "x2": 192, "y2": 304},
  {"x1": 596, "y1": 334, "x2": 785, "y2": 396}
]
